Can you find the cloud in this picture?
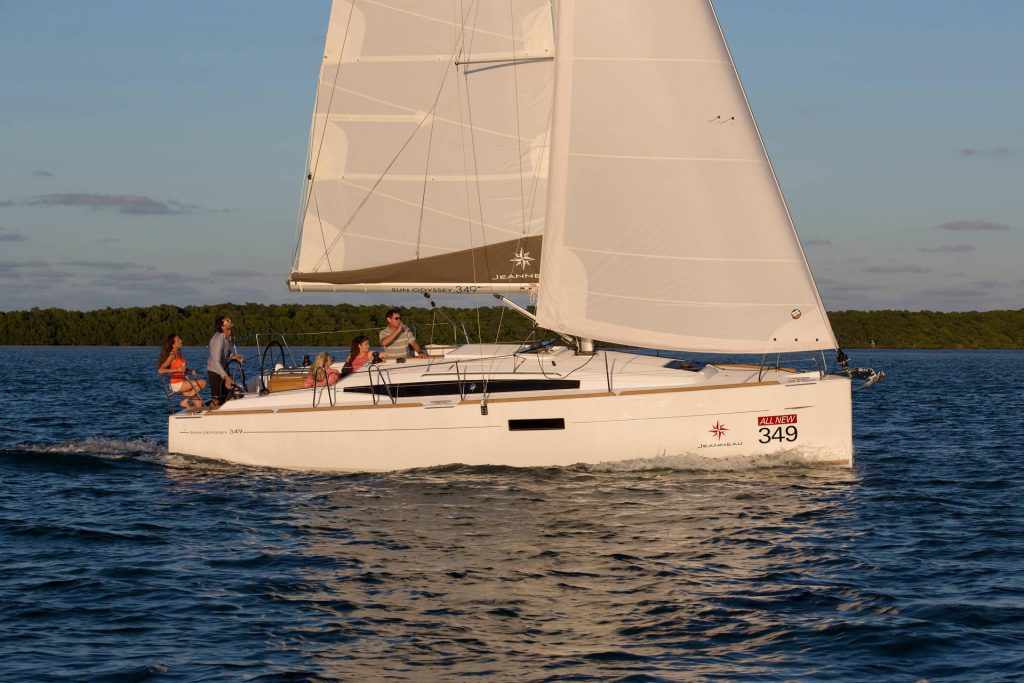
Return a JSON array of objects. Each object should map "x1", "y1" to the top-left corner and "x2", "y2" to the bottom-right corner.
[
  {"x1": 0, "y1": 230, "x2": 27, "y2": 243},
  {"x1": 32, "y1": 170, "x2": 54, "y2": 178},
  {"x1": 920, "y1": 244, "x2": 975, "y2": 253},
  {"x1": 938, "y1": 220, "x2": 1010, "y2": 232},
  {"x1": 87, "y1": 267, "x2": 214, "y2": 288},
  {"x1": 0, "y1": 259, "x2": 48, "y2": 271},
  {"x1": 0, "y1": 193, "x2": 197, "y2": 215},
  {"x1": 863, "y1": 264, "x2": 932, "y2": 274},
  {"x1": 920, "y1": 285, "x2": 988, "y2": 298},
  {"x1": 0, "y1": 260, "x2": 75, "y2": 282},
  {"x1": 220, "y1": 269, "x2": 264, "y2": 277},
  {"x1": 959, "y1": 147, "x2": 1015, "y2": 158},
  {"x1": 968, "y1": 279, "x2": 1005, "y2": 289},
  {"x1": 802, "y1": 239, "x2": 832, "y2": 248},
  {"x1": 64, "y1": 260, "x2": 136, "y2": 270}
]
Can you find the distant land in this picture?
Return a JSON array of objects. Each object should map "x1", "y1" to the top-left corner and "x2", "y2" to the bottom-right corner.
[{"x1": 1, "y1": 305, "x2": 1023, "y2": 349}]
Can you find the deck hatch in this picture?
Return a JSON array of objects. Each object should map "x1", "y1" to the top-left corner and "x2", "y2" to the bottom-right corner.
[{"x1": 508, "y1": 418, "x2": 565, "y2": 431}]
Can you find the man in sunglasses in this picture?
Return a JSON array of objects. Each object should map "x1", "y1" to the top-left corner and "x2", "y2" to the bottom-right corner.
[{"x1": 378, "y1": 308, "x2": 427, "y2": 360}]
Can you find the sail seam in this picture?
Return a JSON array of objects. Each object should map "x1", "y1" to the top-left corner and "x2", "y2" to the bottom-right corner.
[
  {"x1": 570, "y1": 152, "x2": 763, "y2": 163},
  {"x1": 364, "y1": 0, "x2": 510, "y2": 39},
  {"x1": 579, "y1": 289, "x2": 820, "y2": 308},
  {"x1": 567, "y1": 246, "x2": 800, "y2": 263},
  {"x1": 574, "y1": 57, "x2": 730, "y2": 64},
  {"x1": 334, "y1": 172, "x2": 535, "y2": 182},
  {"x1": 322, "y1": 87, "x2": 534, "y2": 141}
]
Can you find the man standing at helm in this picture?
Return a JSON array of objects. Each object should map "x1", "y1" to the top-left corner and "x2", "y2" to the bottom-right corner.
[{"x1": 207, "y1": 315, "x2": 244, "y2": 407}]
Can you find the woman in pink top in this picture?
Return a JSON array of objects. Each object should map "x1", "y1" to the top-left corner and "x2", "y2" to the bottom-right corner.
[{"x1": 345, "y1": 335, "x2": 372, "y2": 373}]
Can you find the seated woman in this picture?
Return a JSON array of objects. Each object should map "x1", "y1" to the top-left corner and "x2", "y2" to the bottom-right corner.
[
  {"x1": 158, "y1": 333, "x2": 207, "y2": 412},
  {"x1": 343, "y1": 335, "x2": 372, "y2": 376},
  {"x1": 304, "y1": 351, "x2": 341, "y2": 388}
]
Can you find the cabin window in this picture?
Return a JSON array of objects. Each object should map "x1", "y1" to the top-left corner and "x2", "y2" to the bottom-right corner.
[{"x1": 508, "y1": 418, "x2": 565, "y2": 431}]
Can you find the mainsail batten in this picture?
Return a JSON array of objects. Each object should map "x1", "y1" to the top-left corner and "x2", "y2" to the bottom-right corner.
[
  {"x1": 290, "y1": 0, "x2": 555, "y2": 292},
  {"x1": 535, "y1": 0, "x2": 837, "y2": 354}
]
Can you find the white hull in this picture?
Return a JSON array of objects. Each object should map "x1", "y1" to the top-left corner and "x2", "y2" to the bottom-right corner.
[{"x1": 168, "y1": 347, "x2": 852, "y2": 471}]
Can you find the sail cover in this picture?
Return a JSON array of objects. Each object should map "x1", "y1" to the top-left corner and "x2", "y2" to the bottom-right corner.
[
  {"x1": 536, "y1": 0, "x2": 837, "y2": 353},
  {"x1": 290, "y1": 0, "x2": 555, "y2": 293}
]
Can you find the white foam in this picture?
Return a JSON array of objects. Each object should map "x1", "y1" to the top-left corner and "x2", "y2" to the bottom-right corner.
[
  {"x1": 18, "y1": 436, "x2": 168, "y2": 459},
  {"x1": 588, "y1": 446, "x2": 849, "y2": 472}
]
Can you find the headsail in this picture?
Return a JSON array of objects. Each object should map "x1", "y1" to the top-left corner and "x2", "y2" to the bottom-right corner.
[
  {"x1": 535, "y1": 0, "x2": 837, "y2": 353},
  {"x1": 290, "y1": 0, "x2": 555, "y2": 294}
]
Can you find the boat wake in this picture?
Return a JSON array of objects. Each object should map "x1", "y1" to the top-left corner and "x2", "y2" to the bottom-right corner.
[{"x1": 11, "y1": 436, "x2": 168, "y2": 458}]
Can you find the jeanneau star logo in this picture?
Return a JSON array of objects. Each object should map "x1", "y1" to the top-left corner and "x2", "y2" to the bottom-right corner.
[
  {"x1": 510, "y1": 248, "x2": 535, "y2": 271},
  {"x1": 709, "y1": 421, "x2": 729, "y2": 440}
]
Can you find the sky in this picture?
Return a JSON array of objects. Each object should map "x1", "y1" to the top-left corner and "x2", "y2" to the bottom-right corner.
[{"x1": 1, "y1": 1, "x2": 1021, "y2": 313}]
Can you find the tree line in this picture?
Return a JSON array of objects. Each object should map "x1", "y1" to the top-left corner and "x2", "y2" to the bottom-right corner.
[{"x1": 1, "y1": 304, "x2": 1023, "y2": 349}]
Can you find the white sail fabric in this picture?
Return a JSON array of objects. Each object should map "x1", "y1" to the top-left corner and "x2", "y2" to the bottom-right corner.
[
  {"x1": 290, "y1": 0, "x2": 554, "y2": 293},
  {"x1": 536, "y1": 0, "x2": 837, "y2": 353}
]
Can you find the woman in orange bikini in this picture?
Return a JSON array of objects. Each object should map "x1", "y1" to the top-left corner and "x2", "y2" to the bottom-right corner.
[{"x1": 158, "y1": 334, "x2": 207, "y2": 412}]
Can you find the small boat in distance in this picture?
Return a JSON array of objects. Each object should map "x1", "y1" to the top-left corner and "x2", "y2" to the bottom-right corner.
[{"x1": 168, "y1": 0, "x2": 879, "y2": 471}]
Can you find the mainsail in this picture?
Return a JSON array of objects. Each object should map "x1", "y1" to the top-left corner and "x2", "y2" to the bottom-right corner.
[
  {"x1": 535, "y1": 0, "x2": 837, "y2": 353},
  {"x1": 290, "y1": 0, "x2": 555, "y2": 293}
]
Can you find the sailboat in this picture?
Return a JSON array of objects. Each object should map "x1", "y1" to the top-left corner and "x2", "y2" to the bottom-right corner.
[{"x1": 168, "y1": 0, "x2": 874, "y2": 471}]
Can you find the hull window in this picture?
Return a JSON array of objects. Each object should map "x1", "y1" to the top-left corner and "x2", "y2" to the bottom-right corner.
[{"x1": 508, "y1": 418, "x2": 565, "y2": 431}]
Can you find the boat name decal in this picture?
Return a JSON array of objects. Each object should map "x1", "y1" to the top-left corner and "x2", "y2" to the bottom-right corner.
[
  {"x1": 491, "y1": 272, "x2": 539, "y2": 281},
  {"x1": 698, "y1": 420, "x2": 743, "y2": 448},
  {"x1": 698, "y1": 441, "x2": 744, "y2": 449},
  {"x1": 391, "y1": 286, "x2": 480, "y2": 294}
]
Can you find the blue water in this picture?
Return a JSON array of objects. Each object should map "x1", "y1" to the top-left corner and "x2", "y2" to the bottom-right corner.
[{"x1": 2, "y1": 347, "x2": 1023, "y2": 681}]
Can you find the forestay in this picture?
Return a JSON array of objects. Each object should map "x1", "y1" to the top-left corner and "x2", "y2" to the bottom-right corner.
[
  {"x1": 290, "y1": 0, "x2": 555, "y2": 294},
  {"x1": 535, "y1": 0, "x2": 837, "y2": 353}
]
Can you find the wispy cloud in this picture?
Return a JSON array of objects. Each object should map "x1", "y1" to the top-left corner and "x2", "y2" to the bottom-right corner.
[
  {"x1": 863, "y1": 264, "x2": 932, "y2": 274},
  {"x1": 0, "y1": 230, "x2": 27, "y2": 243},
  {"x1": 64, "y1": 260, "x2": 136, "y2": 270},
  {"x1": 959, "y1": 147, "x2": 1015, "y2": 158},
  {"x1": 0, "y1": 260, "x2": 75, "y2": 281},
  {"x1": 815, "y1": 277, "x2": 885, "y2": 292},
  {"x1": 920, "y1": 285, "x2": 987, "y2": 298},
  {"x1": 32, "y1": 170, "x2": 54, "y2": 178},
  {"x1": 938, "y1": 220, "x2": 1010, "y2": 232},
  {"x1": 920, "y1": 244, "x2": 975, "y2": 253},
  {"x1": 802, "y1": 239, "x2": 832, "y2": 248},
  {"x1": 0, "y1": 193, "x2": 197, "y2": 215},
  {"x1": 968, "y1": 279, "x2": 1006, "y2": 290},
  {"x1": 0, "y1": 260, "x2": 47, "y2": 271},
  {"x1": 221, "y1": 269, "x2": 264, "y2": 277}
]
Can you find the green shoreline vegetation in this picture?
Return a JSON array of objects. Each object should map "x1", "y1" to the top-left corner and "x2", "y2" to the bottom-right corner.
[{"x1": 1, "y1": 304, "x2": 1023, "y2": 349}]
